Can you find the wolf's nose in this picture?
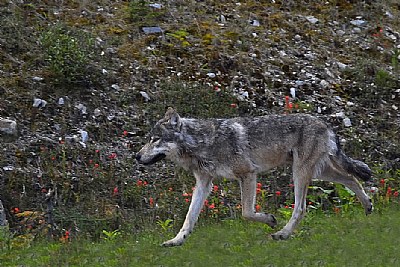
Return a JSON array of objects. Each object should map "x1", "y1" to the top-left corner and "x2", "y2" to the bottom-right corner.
[{"x1": 135, "y1": 153, "x2": 141, "y2": 162}]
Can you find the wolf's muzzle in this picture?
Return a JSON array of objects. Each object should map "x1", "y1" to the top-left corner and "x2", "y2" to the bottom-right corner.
[{"x1": 136, "y1": 153, "x2": 166, "y2": 165}]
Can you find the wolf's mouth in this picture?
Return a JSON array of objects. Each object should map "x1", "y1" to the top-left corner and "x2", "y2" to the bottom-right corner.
[{"x1": 138, "y1": 153, "x2": 166, "y2": 165}]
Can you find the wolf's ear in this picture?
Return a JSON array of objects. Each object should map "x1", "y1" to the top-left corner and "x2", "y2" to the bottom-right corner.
[{"x1": 164, "y1": 107, "x2": 181, "y2": 130}]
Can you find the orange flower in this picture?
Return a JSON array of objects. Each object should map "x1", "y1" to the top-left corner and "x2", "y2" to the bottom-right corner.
[{"x1": 255, "y1": 204, "x2": 261, "y2": 212}]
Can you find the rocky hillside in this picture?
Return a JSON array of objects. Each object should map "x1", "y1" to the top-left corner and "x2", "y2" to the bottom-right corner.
[{"x1": 0, "y1": 0, "x2": 399, "y2": 235}]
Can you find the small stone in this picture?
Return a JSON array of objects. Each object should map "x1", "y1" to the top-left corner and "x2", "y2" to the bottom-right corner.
[
  {"x1": 80, "y1": 130, "x2": 88, "y2": 143},
  {"x1": 335, "y1": 112, "x2": 345, "y2": 118},
  {"x1": 58, "y1": 97, "x2": 65, "y2": 105},
  {"x1": 290, "y1": 87, "x2": 296, "y2": 99},
  {"x1": 111, "y1": 84, "x2": 120, "y2": 90},
  {"x1": 94, "y1": 108, "x2": 101, "y2": 117},
  {"x1": 251, "y1": 20, "x2": 260, "y2": 27},
  {"x1": 343, "y1": 117, "x2": 352, "y2": 127},
  {"x1": 140, "y1": 91, "x2": 151, "y2": 101},
  {"x1": 32, "y1": 76, "x2": 44, "y2": 82},
  {"x1": 336, "y1": 30, "x2": 345, "y2": 36},
  {"x1": 142, "y1": 27, "x2": 163, "y2": 34},
  {"x1": 33, "y1": 98, "x2": 47, "y2": 108},
  {"x1": 149, "y1": 3, "x2": 162, "y2": 9},
  {"x1": 207, "y1": 72, "x2": 216, "y2": 78},
  {"x1": 2, "y1": 165, "x2": 14, "y2": 171},
  {"x1": 350, "y1": 19, "x2": 367, "y2": 27},
  {"x1": 337, "y1": 62, "x2": 347, "y2": 70},
  {"x1": 306, "y1": 16, "x2": 319, "y2": 24},
  {"x1": 0, "y1": 117, "x2": 17, "y2": 135},
  {"x1": 320, "y1": 80, "x2": 329, "y2": 88}
]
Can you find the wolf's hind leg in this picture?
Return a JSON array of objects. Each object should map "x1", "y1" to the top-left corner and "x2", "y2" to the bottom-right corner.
[
  {"x1": 272, "y1": 165, "x2": 310, "y2": 240},
  {"x1": 240, "y1": 174, "x2": 277, "y2": 228},
  {"x1": 320, "y1": 166, "x2": 373, "y2": 214},
  {"x1": 162, "y1": 172, "x2": 212, "y2": 247}
]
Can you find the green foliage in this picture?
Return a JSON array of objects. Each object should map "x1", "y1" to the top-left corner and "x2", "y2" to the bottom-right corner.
[
  {"x1": 156, "y1": 219, "x2": 174, "y2": 232},
  {"x1": 166, "y1": 29, "x2": 191, "y2": 47},
  {"x1": 375, "y1": 69, "x2": 396, "y2": 88},
  {"x1": 102, "y1": 229, "x2": 121, "y2": 241},
  {"x1": 40, "y1": 24, "x2": 94, "y2": 84}
]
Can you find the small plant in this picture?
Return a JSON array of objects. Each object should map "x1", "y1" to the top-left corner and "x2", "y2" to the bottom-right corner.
[
  {"x1": 375, "y1": 69, "x2": 395, "y2": 88},
  {"x1": 156, "y1": 219, "x2": 174, "y2": 232},
  {"x1": 102, "y1": 229, "x2": 121, "y2": 241},
  {"x1": 40, "y1": 24, "x2": 94, "y2": 84}
]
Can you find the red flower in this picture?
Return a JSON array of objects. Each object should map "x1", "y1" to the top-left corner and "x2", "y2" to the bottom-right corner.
[
  {"x1": 209, "y1": 203, "x2": 215, "y2": 209},
  {"x1": 137, "y1": 180, "x2": 143, "y2": 187},
  {"x1": 380, "y1": 179, "x2": 385, "y2": 185},
  {"x1": 256, "y1": 188, "x2": 261, "y2": 194},
  {"x1": 275, "y1": 191, "x2": 281, "y2": 196},
  {"x1": 394, "y1": 191, "x2": 399, "y2": 197},
  {"x1": 257, "y1": 182, "x2": 262, "y2": 189},
  {"x1": 113, "y1": 186, "x2": 119, "y2": 196},
  {"x1": 95, "y1": 149, "x2": 100, "y2": 153},
  {"x1": 13, "y1": 207, "x2": 20, "y2": 213},
  {"x1": 204, "y1": 199, "x2": 209, "y2": 206},
  {"x1": 123, "y1": 130, "x2": 128, "y2": 136},
  {"x1": 108, "y1": 153, "x2": 117, "y2": 159},
  {"x1": 230, "y1": 103, "x2": 237, "y2": 108},
  {"x1": 149, "y1": 197, "x2": 154, "y2": 207},
  {"x1": 255, "y1": 204, "x2": 261, "y2": 212},
  {"x1": 387, "y1": 187, "x2": 392, "y2": 196},
  {"x1": 213, "y1": 185, "x2": 219, "y2": 192},
  {"x1": 185, "y1": 198, "x2": 190, "y2": 203},
  {"x1": 64, "y1": 230, "x2": 70, "y2": 239},
  {"x1": 94, "y1": 163, "x2": 100, "y2": 168}
]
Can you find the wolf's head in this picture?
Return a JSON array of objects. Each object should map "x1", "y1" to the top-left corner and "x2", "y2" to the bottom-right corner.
[{"x1": 136, "y1": 107, "x2": 182, "y2": 165}]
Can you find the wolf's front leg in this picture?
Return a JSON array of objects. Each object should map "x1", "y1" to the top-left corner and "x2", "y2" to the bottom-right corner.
[{"x1": 162, "y1": 172, "x2": 213, "y2": 247}]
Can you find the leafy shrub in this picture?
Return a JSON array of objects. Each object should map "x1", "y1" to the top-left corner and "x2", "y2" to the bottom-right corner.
[{"x1": 40, "y1": 24, "x2": 95, "y2": 84}]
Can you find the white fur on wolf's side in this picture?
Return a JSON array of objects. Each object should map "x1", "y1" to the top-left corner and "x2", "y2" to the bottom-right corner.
[{"x1": 136, "y1": 108, "x2": 372, "y2": 246}]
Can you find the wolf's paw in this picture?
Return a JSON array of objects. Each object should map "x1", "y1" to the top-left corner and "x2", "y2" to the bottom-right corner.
[
  {"x1": 365, "y1": 198, "x2": 373, "y2": 215},
  {"x1": 162, "y1": 237, "x2": 185, "y2": 247},
  {"x1": 265, "y1": 213, "x2": 278, "y2": 228},
  {"x1": 271, "y1": 229, "x2": 291, "y2": 240}
]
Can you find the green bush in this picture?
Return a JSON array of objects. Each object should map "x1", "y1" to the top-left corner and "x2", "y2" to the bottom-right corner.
[{"x1": 40, "y1": 24, "x2": 95, "y2": 84}]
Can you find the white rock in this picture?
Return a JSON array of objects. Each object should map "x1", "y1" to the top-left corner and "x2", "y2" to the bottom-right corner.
[
  {"x1": 139, "y1": 91, "x2": 150, "y2": 101},
  {"x1": 290, "y1": 87, "x2": 296, "y2": 99},
  {"x1": 306, "y1": 16, "x2": 319, "y2": 24},
  {"x1": 207, "y1": 72, "x2": 216, "y2": 78},
  {"x1": 0, "y1": 118, "x2": 17, "y2": 135},
  {"x1": 33, "y1": 98, "x2": 47, "y2": 108},
  {"x1": 343, "y1": 117, "x2": 352, "y2": 127}
]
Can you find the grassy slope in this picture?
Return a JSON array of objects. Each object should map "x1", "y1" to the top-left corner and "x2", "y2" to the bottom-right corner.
[{"x1": 1, "y1": 206, "x2": 399, "y2": 267}]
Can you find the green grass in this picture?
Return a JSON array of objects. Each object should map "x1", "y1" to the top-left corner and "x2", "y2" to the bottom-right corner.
[{"x1": 1, "y1": 206, "x2": 400, "y2": 267}]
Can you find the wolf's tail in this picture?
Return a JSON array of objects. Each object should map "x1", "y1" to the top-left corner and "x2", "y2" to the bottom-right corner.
[{"x1": 335, "y1": 150, "x2": 372, "y2": 181}]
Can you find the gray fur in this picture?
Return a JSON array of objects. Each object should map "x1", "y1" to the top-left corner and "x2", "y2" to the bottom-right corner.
[{"x1": 136, "y1": 107, "x2": 373, "y2": 246}]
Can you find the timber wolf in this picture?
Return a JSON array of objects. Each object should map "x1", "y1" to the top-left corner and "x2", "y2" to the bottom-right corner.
[{"x1": 136, "y1": 108, "x2": 372, "y2": 246}]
